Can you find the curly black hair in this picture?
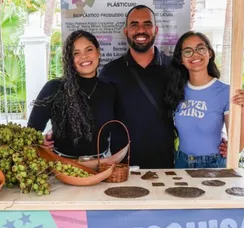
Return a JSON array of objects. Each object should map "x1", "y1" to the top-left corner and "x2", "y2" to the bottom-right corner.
[
  {"x1": 165, "y1": 31, "x2": 220, "y2": 116},
  {"x1": 35, "y1": 30, "x2": 100, "y2": 143}
]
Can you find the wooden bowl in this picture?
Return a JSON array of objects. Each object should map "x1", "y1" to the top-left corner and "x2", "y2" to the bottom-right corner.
[
  {"x1": 37, "y1": 146, "x2": 97, "y2": 174},
  {"x1": 0, "y1": 170, "x2": 5, "y2": 190},
  {"x1": 53, "y1": 165, "x2": 114, "y2": 186},
  {"x1": 37, "y1": 146, "x2": 114, "y2": 186},
  {"x1": 78, "y1": 143, "x2": 129, "y2": 169},
  {"x1": 37, "y1": 144, "x2": 129, "y2": 170}
]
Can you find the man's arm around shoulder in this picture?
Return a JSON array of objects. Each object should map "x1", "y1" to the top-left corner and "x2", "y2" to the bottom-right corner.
[
  {"x1": 99, "y1": 62, "x2": 114, "y2": 83},
  {"x1": 99, "y1": 57, "x2": 125, "y2": 83},
  {"x1": 160, "y1": 52, "x2": 172, "y2": 68}
]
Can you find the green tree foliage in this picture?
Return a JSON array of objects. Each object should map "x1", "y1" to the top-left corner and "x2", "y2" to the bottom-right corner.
[
  {"x1": 1, "y1": 2, "x2": 27, "y2": 45},
  {"x1": 1, "y1": 0, "x2": 62, "y2": 115},
  {"x1": 0, "y1": 47, "x2": 26, "y2": 114},
  {"x1": 49, "y1": 30, "x2": 63, "y2": 79}
]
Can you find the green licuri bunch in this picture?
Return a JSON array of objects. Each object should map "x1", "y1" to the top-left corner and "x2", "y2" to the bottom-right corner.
[
  {"x1": 0, "y1": 122, "x2": 51, "y2": 196},
  {"x1": 51, "y1": 161, "x2": 92, "y2": 178}
]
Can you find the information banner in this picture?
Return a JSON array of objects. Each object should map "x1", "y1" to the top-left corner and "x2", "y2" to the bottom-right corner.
[
  {"x1": 61, "y1": 0, "x2": 190, "y2": 70},
  {"x1": 1, "y1": 209, "x2": 244, "y2": 228}
]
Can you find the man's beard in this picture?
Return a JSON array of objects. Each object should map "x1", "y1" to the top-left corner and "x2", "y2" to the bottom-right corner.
[{"x1": 127, "y1": 35, "x2": 156, "y2": 53}]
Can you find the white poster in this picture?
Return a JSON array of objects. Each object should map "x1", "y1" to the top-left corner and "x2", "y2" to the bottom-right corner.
[{"x1": 61, "y1": 0, "x2": 190, "y2": 70}]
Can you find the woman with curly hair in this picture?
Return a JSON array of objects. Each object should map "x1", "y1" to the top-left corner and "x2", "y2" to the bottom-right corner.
[
  {"x1": 165, "y1": 31, "x2": 244, "y2": 168},
  {"x1": 28, "y1": 30, "x2": 115, "y2": 158}
]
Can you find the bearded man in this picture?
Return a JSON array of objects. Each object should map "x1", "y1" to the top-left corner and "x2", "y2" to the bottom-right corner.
[{"x1": 99, "y1": 5, "x2": 174, "y2": 169}]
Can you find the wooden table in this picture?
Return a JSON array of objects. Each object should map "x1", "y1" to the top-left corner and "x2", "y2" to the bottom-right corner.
[{"x1": 1, "y1": 168, "x2": 244, "y2": 227}]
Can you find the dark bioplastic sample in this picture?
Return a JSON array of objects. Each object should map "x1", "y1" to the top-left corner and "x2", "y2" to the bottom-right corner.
[
  {"x1": 226, "y1": 187, "x2": 244, "y2": 196},
  {"x1": 186, "y1": 169, "x2": 242, "y2": 178},
  {"x1": 152, "y1": 182, "x2": 165, "y2": 187},
  {"x1": 130, "y1": 171, "x2": 141, "y2": 175},
  {"x1": 165, "y1": 187, "x2": 205, "y2": 198},
  {"x1": 165, "y1": 171, "x2": 177, "y2": 175},
  {"x1": 201, "y1": 180, "x2": 226, "y2": 186},
  {"x1": 105, "y1": 186, "x2": 150, "y2": 198},
  {"x1": 141, "y1": 171, "x2": 159, "y2": 180},
  {"x1": 173, "y1": 177, "x2": 182, "y2": 180},
  {"x1": 175, "y1": 182, "x2": 188, "y2": 186}
]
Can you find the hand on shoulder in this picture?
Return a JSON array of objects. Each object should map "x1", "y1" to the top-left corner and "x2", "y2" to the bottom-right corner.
[
  {"x1": 232, "y1": 89, "x2": 244, "y2": 106},
  {"x1": 219, "y1": 138, "x2": 228, "y2": 157},
  {"x1": 43, "y1": 129, "x2": 54, "y2": 148}
]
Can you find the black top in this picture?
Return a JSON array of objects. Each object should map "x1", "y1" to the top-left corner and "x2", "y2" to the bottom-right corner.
[
  {"x1": 99, "y1": 47, "x2": 175, "y2": 169},
  {"x1": 28, "y1": 76, "x2": 116, "y2": 157}
]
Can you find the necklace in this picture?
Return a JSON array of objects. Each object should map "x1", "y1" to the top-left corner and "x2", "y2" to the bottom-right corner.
[{"x1": 80, "y1": 82, "x2": 98, "y2": 99}]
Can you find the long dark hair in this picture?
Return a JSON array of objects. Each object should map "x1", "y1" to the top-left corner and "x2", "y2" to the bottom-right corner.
[
  {"x1": 165, "y1": 31, "x2": 220, "y2": 115},
  {"x1": 37, "y1": 30, "x2": 100, "y2": 143}
]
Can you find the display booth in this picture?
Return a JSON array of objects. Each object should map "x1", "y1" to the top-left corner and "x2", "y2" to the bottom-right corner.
[{"x1": 0, "y1": 0, "x2": 244, "y2": 227}]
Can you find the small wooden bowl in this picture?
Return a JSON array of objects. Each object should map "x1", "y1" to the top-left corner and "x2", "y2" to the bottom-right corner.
[
  {"x1": 0, "y1": 170, "x2": 5, "y2": 190},
  {"x1": 37, "y1": 146, "x2": 97, "y2": 174},
  {"x1": 78, "y1": 144, "x2": 129, "y2": 169},
  {"x1": 37, "y1": 146, "x2": 113, "y2": 186},
  {"x1": 53, "y1": 165, "x2": 114, "y2": 186},
  {"x1": 37, "y1": 144, "x2": 129, "y2": 170}
]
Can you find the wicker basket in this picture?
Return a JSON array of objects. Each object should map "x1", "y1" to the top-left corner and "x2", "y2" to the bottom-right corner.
[{"x1": 97, "y1": 120, "x2": 130, "y2": 183}]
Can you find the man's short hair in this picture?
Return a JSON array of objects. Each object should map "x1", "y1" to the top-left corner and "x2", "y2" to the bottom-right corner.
[{"x1": 125, "y1": 5, "x2": 156, "y2": 26}]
